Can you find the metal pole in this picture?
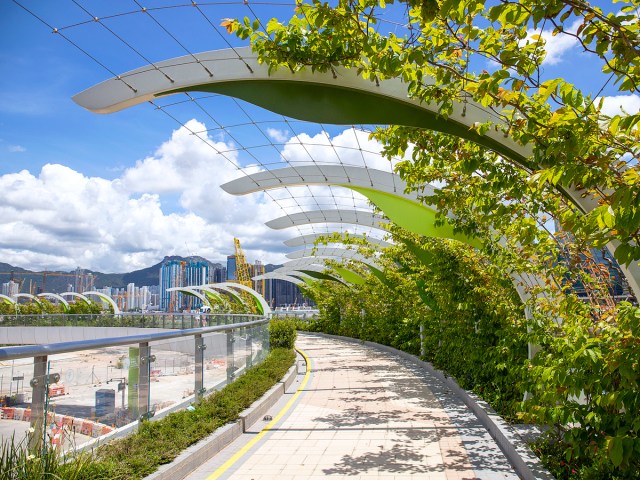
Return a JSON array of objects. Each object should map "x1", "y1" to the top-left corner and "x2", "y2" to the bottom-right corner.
[
  {"x1": 195, "y1": 334, "x2": 205, "y2": 399},
  {"x1": 226, "y1": 330, "x2": 235, "y2": 383},
  {"x1": 138, "y1": 342, "x2": 152, "y2": 421},
  {"x1": 247, "y1": 327, "x2": 253, "y2": 368},
  {"x1": 420, "y1": 324, "x2": 425, "y2": 357},
  {"x1": 29, "y1": 355, "x2": 47, "y2": 451}
]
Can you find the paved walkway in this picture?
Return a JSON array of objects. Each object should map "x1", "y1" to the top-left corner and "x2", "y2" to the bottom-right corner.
[{"x1": 185, "y1": 333, "x2": 520, "y2": 479}]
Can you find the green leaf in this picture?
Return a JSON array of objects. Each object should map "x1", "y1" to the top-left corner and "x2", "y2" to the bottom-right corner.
[{"x1": 608, "y1": 436, "x2": 624, "y2": 467}]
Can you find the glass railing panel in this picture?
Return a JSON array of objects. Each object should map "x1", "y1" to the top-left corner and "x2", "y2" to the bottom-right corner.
[
  {"x1": 0, "y1": 357, "x2": 38, "y2": 449},
  {"x1": 201, "y1": 332, "x2": 227, "y2": 394},
  {"x1": 247, "y1": 323, "x2": 265, "y2": 366},
  {"x1": 0, "y1": 357, "x2": 31, "y2": 408},
  {"x1": 27, "y1": 344, "x2": 137, "y2": 452},
  {"x1": 233, "y1": 328, "x2": 248, "y2": 377},
  {"x1": 0, "y1": 315, "x2": 269, "y2": 452},
  {"x1": 146, "y1": 338, "x2": 196, "y2": 415}
]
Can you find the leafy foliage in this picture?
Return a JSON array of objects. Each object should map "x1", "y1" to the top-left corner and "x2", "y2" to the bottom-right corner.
[
  {"x1": 302, "y1": 233, "x2": 527, "y2": 418},
  {"x1": 269, "y1": 317, "x2": 298, "y2": 349},
  {"x1": 0, "y1": 299, "x2": 103, "y2": 315},
  {"x1": 228, "y1": 0, "x2": 640, "y2": 475}
]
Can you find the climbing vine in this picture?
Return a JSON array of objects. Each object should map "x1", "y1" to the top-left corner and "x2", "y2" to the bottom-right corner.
[{"x1": 228, "y1": 0, "x2": 640, "y2": 475}]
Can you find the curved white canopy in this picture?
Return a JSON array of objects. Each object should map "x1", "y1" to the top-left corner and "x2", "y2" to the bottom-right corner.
[
  {"x1": 190, "y1": 285, "x2": 225, "y2": 301},
  {"x1": 286, "y1": 247, "x2": 382, "y2": 270},
  {"x1": 266, "y1": 210, "x2": 389, "y2": 230},
  {"x1": 222, "y1": 282, "x2": 272, "y2": 316},
  {"x1": 84, "y1": 291, "x2": 120, "y2": 314},
  {"x1": 0, "y1": 294, "x2": 15, "y2": 305},
  {"x1": 204, "y1": 284, "x2": 248, "y2": 307},
  {"x1": 252, "y1": 273, "x2": 304, "y2": 286},
  {"x1": 166, "y1": 287, "x2": 210, "y2": 308},
  {"x1": 37, "y1": 293, "x2": 69, "y2": 309},
  {"x1": 59, "y1": 292, "x2": 92, "y2": 305},
  {"x1": 221, "y1": 165, "x2": 425, "y2": 201},
  {"x1": 284, "y1": 233, "x2": 392, "y2": 249},
  {"x1": 14, "y1": 293, "x2": 42, "y2": 306},
  {"x1": 73, "y1": 47, "x2": 527, "y2": 164}
]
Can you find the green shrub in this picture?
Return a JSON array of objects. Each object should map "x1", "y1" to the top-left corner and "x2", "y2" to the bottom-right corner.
[
  {"x1": 74, "y1": 347, "x2": 295, "y2": 479},
  {"x1": 269, "y1": 318, "x2": 297, "y2": 349}
]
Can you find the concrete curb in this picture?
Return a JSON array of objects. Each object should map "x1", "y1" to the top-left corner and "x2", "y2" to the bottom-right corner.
[
  {"x1": 145, "y1": 364, "x2": 298, "y2": 480},
  {"x1": 311, "y1": 332, "x2": 554, "y2": 480}
]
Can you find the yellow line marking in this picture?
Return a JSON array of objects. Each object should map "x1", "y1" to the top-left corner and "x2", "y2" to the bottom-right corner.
[{"x1": 206, "y1": 348, "x2": 311, "y2": 480}]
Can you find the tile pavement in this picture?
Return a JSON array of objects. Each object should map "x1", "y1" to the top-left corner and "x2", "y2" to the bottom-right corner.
[{"x1": 184, "y1": 333, "x2": 520, "y2": 479}]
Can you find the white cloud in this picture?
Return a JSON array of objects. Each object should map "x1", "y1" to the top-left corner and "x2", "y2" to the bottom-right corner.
[
  {"x1": 8, "y1": 145, "x2": 26, "y2": 153},
  {"x1": 0, "y1": 121, "x2": 288, "y2": 273},
  {"x1": 524, "y1": 19, "x2": 581, "y2": 66},
  {"x1": 266, "y1": 128, "x2": 290, "y2": 143},
  {"x1": 280, "y1": 128, "x2": 397, "y2": 172},
  {"x1": 0, "y1": 122, "x2": 402, "y2": 274},
  {"x1": 597, "y1": 94, "x2": 640, "y2": 117}
]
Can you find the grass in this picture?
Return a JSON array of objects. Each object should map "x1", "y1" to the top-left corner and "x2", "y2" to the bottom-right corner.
[{"x1": 0, "y1": 433, "x2": 93, "y2": 480}]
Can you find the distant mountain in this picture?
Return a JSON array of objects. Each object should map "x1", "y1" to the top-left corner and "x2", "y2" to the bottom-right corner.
[{"x1": 0, "y1": 256, "x2": 225, "y2": 294}]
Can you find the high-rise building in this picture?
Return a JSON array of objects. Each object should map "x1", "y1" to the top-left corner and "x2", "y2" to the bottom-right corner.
[
  {"x1": 212, "y1": 266, "x2": 226, "y2": 283},
  {"x1": 140, "y1": 286, "x2": 151, "y2": 311},
  {"x1": 262, "y1": 265, "x2": 314, "y2": 307},
  {"x1": 226, "y1": 255, "x2": 237, "y2": 281},
  {"x1": 251, "y1": 260, "x2": 265, "y2": 296},
  {"x1": 554, "y1": 220, "x2": 631, "y2": 301},
  {"x1": 159, "y1": 259, "x2": 210, "y2": 311},
  {"x1": 160, "y1": 260, "x2": 183, "y2": 312},
  {"x1": 74, "y1": 268, "x2": 94, "y2": 293},
  {"x1": 2, "y1": 281, "x2": 19, "y2": 297},
  {"x1": 126, "y1": 283, "x2": 136, "y2": 311}
]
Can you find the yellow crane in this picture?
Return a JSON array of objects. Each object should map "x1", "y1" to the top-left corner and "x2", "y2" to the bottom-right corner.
[{"x1": 233, "y1": 238, "x2": 252, "y2": 288}]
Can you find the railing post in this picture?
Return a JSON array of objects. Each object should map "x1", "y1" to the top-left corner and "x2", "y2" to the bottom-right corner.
[
  {"x1": 226, "y1": 329, "x2": 235, "y2": 383},
  {"x1": 29, "y1": 355, "x2": 48, "y2": 452},
  {"x1": 138, "y1": 342, "x2": 153, "y2": 421},
  {"x1": 195, "y1": 334, "x2": 205, "y2": 399},
  {"x1": 265, "y1": 321, "x2": 270, "y2": 360},
  {"x1": 420, "y1": 324, "x2": 425, "y2": 357},
  {"x1": 246, "y1": 326, "x2": 253, "y2": 368}
]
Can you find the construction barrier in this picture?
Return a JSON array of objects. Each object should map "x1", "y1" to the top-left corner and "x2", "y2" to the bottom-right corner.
[
  {"x1": 48, "y1": 384, "x2": 66, "y2": 397},
  {"x1": 1, "y1": 407, "x2": 15, "y2": 420},
  {"x1": 49, "y1": 425, "x2": 65, "y2": 451},
  {"x1": 91, "y1": 423, "x2": 105, "y2": 438},
  {"x1": 71, "y1": 417, "x2": 82, "y2": 430},
  {"x1": 1, "y1": 407, "x2": 113, "y2": 439},
  {"x1": 80, "y1": 420, "x2": 93, "y2": 436}
]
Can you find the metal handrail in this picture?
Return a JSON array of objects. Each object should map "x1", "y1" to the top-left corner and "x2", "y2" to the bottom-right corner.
[{"x1": 0, "y1": 317, "x2": 269, "y2": 361}]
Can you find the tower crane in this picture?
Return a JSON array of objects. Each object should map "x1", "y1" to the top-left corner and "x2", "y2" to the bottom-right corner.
[
  {"x1": 42, "y1": 271, "x2": 87, "y2": 293},
  {"x1": 233, "y1": 238, "x2": 252, "y2": 288}
]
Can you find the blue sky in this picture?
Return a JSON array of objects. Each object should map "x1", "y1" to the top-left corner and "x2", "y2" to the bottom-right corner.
[{"x1": 0, "y1": 0, "x2": 638, "y2": 273}]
